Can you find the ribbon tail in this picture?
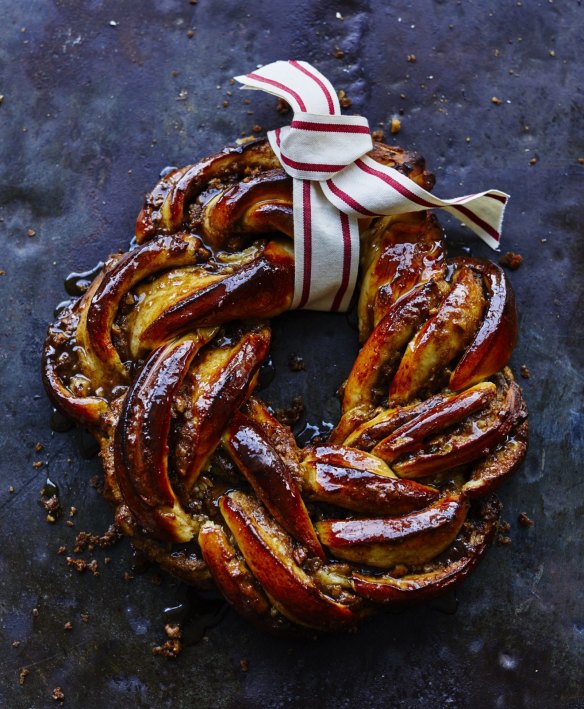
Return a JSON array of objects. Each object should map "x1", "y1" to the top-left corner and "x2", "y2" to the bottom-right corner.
[{"x1": 323, "y1": 156, "x2": 508, "y2": 250}]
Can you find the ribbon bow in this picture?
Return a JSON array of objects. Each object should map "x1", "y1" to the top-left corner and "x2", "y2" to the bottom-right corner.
[{"x1": 236, "y1": 60, "x2": 508, "y2": 312}]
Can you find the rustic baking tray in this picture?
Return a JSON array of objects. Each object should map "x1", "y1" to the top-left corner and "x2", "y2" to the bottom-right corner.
[{"x1": 1, "y1": 1, "x2": 582, "y2": 706}]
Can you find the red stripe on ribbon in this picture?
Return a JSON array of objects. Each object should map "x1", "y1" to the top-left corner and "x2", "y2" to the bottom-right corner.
[
  {"x1": 486, "y1": 192, "x2": 508, "y2": 204},
  {"x1": 450, "y1": 204, "x2": 501, "y2": 242},
  {"x1": 356, "y1": 158, "x2": 500, "y2": 240},
  {"x1": 246, "y1": 72, "x2": 307, "y2": 112},
  {"x1": 291, "y1": 120, "x2": 370, "y2": 134},
  {"x1": 289, "y1": 60, "x2": 336, "y2": 115},
  {"x1": 325, "y1": 179, "x2": 376, "y2": 216},
  {"x1": 330, "y1": 212, "x2": 352, "y2": 312},
  {"x1": 280, "y1": 152, "x2": 346, "y2": 173},
  {"x1": 297, "y1": 181, "x2": 312, "y2": 309},
  {"x1": 355, "y1": 158, "x2": 436, "y2": 209}
]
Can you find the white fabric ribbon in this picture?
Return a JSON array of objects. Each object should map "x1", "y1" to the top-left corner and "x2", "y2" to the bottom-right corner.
[{"x1": 235, "y1": 60, "x2": 508, "y2": 312}]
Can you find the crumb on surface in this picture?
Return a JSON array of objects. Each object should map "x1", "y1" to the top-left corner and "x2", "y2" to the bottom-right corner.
[
  {"x1": 499, "y1": 251, "x2": 523, "y2": 270},
  {"x1": 491, "y1": 96, "x2": 503, "y2": 105},
  {"x1": 518, "y1": 512, "x2": 534, "y2": 527},
  {"x1": 152, "y1": 638, "x2": 183, "y2": 658},
  {"x1": 272, "y1": 396, "x2": 305, "y2": 427},
  {"x1": 390, "y1": 118, "x2": 401, "y2": 134},
  {"x1": 51, "y1": 687, "x2": 65, "y2": 702},
  {"x1": 164, "y1": 624, "x2": 182, "y2": 639},
  {"x1": 276, "y1": 98, "x2": 290, "y2": 114},
  {"x1": 240, "y1": 658, "x2": 249, "y2": 672},
  {"x1": 288, "y1": 353, "x2": 305, "y2": 371},
  {"x1": 371, "y1": 129, "x2": 385, "y2": 142},
  {"x1": 19, "y1": 667, "x2": 29, "y2": 686},
  {"x1": 338, "y1": 89, "x2": 352, "y2": 109},
  {"x1": 520, "y1": 364, "x2": 530, "y2": 379}
]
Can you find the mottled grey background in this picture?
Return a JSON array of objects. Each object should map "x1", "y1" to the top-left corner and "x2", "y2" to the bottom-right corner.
[{"x1": 0, "y1": 1, "x2": 582, "y2": 707}]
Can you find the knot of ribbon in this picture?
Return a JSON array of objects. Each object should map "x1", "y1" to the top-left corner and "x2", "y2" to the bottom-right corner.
[{"x1": 235, "y1": 59, "x2": 508, "y2": 312}]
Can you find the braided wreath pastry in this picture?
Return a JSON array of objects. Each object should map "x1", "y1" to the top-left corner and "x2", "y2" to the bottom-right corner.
[{"x1": 43, "y1": 138, "x2": 528, "y2": 632}]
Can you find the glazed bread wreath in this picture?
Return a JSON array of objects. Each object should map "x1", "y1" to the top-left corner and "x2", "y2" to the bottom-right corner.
[{"x1": 43, "y1": 138, "x2": 527, "y2": 632}]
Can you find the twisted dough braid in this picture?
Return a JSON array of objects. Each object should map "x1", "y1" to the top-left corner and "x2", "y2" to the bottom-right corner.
[{"x1": 43, "y1": 139, "x2": 527, "y2": 632}]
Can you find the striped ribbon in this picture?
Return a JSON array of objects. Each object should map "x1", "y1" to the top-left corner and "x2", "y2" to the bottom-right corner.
[{"x1": 235, "y1": 60, "x2": 508, "y2": 312}]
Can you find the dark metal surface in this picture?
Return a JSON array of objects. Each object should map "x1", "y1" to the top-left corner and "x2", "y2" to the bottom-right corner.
[{"x1": 1, "y1": 1, "x2": 582, "y2": 706}]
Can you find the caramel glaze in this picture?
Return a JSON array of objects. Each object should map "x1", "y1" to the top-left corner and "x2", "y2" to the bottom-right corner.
[{"x1": 42, "y1": 137, "x2": 527, "y2": 632}]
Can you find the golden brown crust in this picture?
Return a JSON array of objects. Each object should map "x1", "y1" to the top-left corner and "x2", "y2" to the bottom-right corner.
[{"x1": 42, "y1": 138, "x2": 527, "y2": 632}]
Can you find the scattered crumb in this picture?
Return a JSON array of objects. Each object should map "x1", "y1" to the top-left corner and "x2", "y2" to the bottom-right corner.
[
  {"x1": 0, "y1": 270, "x2": 5, "y2": 276},
  {"x1": 66, "y1": 556, "x2": 88, "y2": 572},
  {"x1": 577, "y1": 157, "x2": 584, "y2": 165},
  {"x1": 240, "y1": 659, "x2": 249, "y2": 672},
  {"x1": 518, "y1": 512, "x2": 534, "y2": 527},
  {"x1": 164, "y1": 624, "x2": 182, "y2": 639},
  {"x1": 40, "y1": 485, "x2": 62, "y2": 520},
  {"x1": 33, "y1": 460, "x2": 44, "y2": 469},
  {"x1": 32, "y1": 608, "x2": 39, "y2": 617},
  {"x1": 390, "y1": 118, "x2": 401, "y2": 134},
  {"x1": 186, "y1": 29, "x2": 194, "y2": 38},
  {"x1": 66, "y1": 520, "x2": 75, "y2": 528},
  {"x1": 288, "y1": 353, "x2": 305, "y2": 372},
  {"x1": 272, "y1": 396, "x2": 305, "y2": 427},
  {"x1": 338, "y1": 90, "x2": 352, "y2": 109},
  {"x1": 276, "y1": 98, "x2": 290, "y2": 114},
  {"x1": 80, "y1": 612, "x2": 90, "y2": 623},
  {"x1": 491, "y1": 96, "x2": 503, "y2": 105},
  {"x1": 19, "y1": 667, "x2": 29, "y2": 686},
  {"x1": 333, "y1": 46, "x2": 345, "y2": 59},
  {"x1": 497, "y1": 535, "x2": 512, "y2": 545},
  {"x1": 123, "y1": 571, "x2": 134, "y2": 582},
  {"x1": 520, "y1": 364, "x2": 530, "y2": 379},
  {"x1": 64, "y1": 621, "x2": 73, "y2": 631},
  {"x1": 27, "y1": 228, "x2": 36, "y2": 237},
  {"x1": 69, "y1": 506, "x2": 77, "y2": 517},
  {"x1": 152, "y1": 638, "x2": 183, "y2": 658},
  {"x1": 371, "y1": 129, "x2": 385, "y2": 142},
  {"x1": 51, "y1": 687, "x2": 65, "y2": 702},
  {"x1": 529, "y1": 157, "x2": 538, "y2": 166},
  {"x1": 222, "y1": 100, "x2": 229, "y2": 108},
  {"x1": 34, "y1": 442, "x2": 44, "y2": 453},
  {"x1": 549, "y1": 49, "x2": 555, "y2": 57},
  {"x1": 8, "y1": 485, "x2": 14, "y2": 493},
  {"x1": 406, "y1": 54, "x2": 416, "y2": 63},
  {"x1": 12, "y1": 640, "x2": 21, "y2": 648},
  {"x1": 499, "y1": 251, "x2": 523, "y2": 270}
]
